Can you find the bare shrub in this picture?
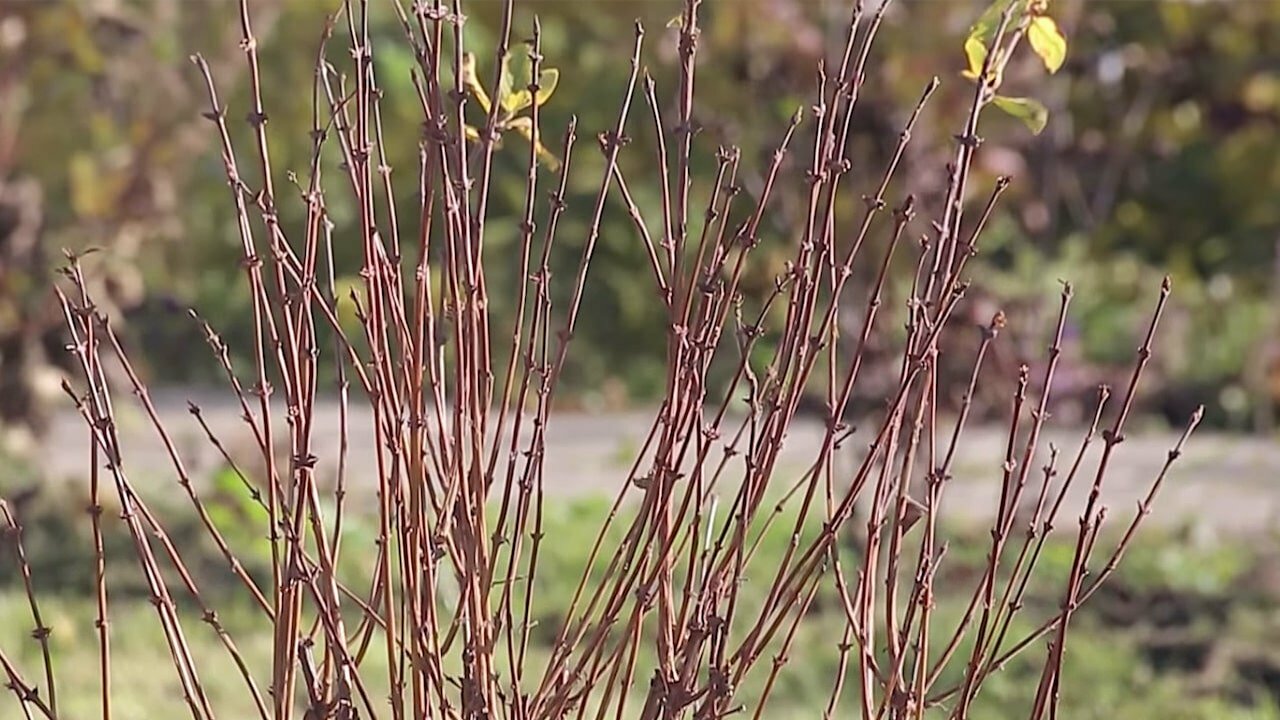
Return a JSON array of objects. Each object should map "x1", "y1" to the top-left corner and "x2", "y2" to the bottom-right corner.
[{"x1": 2, "y1": 1, "x2": 1200, "y2": 719}]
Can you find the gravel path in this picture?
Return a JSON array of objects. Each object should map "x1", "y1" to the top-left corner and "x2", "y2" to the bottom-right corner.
[{"x1": 28, "y1": 388, "x2": 1280, "y2": 535}]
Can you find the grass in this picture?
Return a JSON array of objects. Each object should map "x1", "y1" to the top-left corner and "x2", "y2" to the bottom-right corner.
[{"x1": 4, "y1": 493, "x2": 1278, "y2": 719}]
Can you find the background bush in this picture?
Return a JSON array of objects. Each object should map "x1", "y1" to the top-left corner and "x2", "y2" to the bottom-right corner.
[{"x1": 3, "y1": 0, "x2": 1279, "y2": 426}]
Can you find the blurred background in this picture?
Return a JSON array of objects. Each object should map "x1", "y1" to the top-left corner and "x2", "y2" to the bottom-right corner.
[
  {"x1": 2, "y1": 0, "x2": 1280, "y2": 716},
  {"x1": 3, "y1": 0, "x2": 1279, "y2": 445}
]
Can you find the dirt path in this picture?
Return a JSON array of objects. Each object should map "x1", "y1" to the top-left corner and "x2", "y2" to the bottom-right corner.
[{"x1": 26, "y1": 388, "x2": 1280, "y2": 534}]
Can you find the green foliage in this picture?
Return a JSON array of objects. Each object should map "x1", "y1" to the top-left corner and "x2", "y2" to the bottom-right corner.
[
  {"x1": 206, "y1": 464, "x2": 272, "y2": 568},
  {"x1": 960, "y1": 0, "x2": 1068, "y2": 134},
  {"x1": 460, "y1": 49, "x2": 562, "y2": 170},
  {"x1": 6, "y1": 0, "x2": 1280, "y2": 424}
]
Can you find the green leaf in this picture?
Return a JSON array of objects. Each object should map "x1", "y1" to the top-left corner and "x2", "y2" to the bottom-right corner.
[
  {"x1": 963, "y1": 35, "x2": 989, "y2": 81},
  {"x1": 507, "y1": 116, "x2": 561, "y2": 171},
  {"x1": 992, "y1": 95, "x2": 1049, "y2": 134},
  {"x1": 509, "y1": 49, "x2": 532, "y2": 86},
  {"x1": 969, "y1": 0, "x2": 1017, "y2": 44},
  {"x1": 1028, "y1": 16, "x2": 1067, "y2": 74}
]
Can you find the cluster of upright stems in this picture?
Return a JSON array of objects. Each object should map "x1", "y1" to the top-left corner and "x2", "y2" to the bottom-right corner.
[{"x1": 0, "y1": 1, "x2": 1202, "y2": 720}]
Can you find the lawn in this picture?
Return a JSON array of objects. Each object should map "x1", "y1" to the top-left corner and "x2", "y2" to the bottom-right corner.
[{"x1": 3, "y1": 491, "x2": 1277, "y2": 719}]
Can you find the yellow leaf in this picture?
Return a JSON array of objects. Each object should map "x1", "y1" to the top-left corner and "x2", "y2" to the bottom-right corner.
[
  {"x1": 535, "y1": 68, "x2": 560, "y2": 106},
  {"x1": 1028, "y1": 16, "x2": 1067, "y2": 74},
  {"x1": 461, "y1": 53, "x2": 492, "y2": 113},
  {"x1": 507, "y1": 116, "x2": 561, "y2": 171},
  {"x1": 964, "y1": 35, "x2": 989, "y2": 81},
  {"x1": 502, "y1": 92, "x2": 530, "y2": 114},
  {"x1": 501, "y1": 68, "x2": 560, "y2": 115}
]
